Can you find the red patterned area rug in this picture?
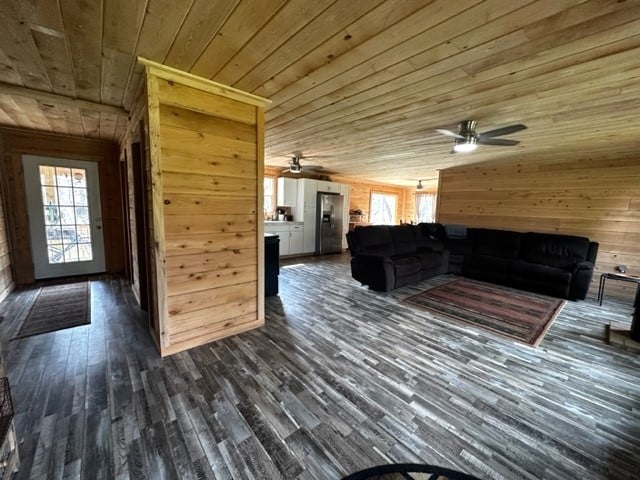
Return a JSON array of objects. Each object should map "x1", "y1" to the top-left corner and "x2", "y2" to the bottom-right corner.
[{"x1": 403, "y1": 278, "x2": 565, "y2": 346}]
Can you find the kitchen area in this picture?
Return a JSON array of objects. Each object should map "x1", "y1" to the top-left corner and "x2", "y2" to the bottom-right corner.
[{"x1": 264, "y1": 177, "x2": 350, "y2": 295}]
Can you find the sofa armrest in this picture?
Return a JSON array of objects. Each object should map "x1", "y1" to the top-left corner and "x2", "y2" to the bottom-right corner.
[
  {"x1": 350, "y1": 254, "x2": 395, "y2": 291},
  {"x1": 569, "y1": 261, "x2": 595, "y2": 300},
  {"x1": 571, "y1": 260, "x2": 594, "y2": 276}
]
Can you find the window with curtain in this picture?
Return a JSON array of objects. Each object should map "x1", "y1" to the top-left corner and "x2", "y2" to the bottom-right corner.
[
  {"x1": 415, "y1": 192, "x2": 436, "y2": 223},
  {"x1": 370, "y1": 192, "x2": 397, "y2": 224},
  {"x1": 263, "y1": 177, "x2": 275, "y2": 217}
]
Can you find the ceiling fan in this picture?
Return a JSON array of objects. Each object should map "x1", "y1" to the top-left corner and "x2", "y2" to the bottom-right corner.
[
  {"x1": 282, "y1": 151, "x2": 325, "y2": 174},
  {"x1": 416, "y1": 180, "x2": 424, "y2": 190},
  {"x1": 435, "y1": 120, "x2": 527, "y2": 153}
]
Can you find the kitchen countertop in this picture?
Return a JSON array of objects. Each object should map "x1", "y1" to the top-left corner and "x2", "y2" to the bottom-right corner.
[{"x1": 264, "y1": 220, "x2": 303, "y2": 225}]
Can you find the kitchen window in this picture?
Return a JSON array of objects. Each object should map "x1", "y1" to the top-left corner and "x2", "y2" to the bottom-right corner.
[
  {"x1": 370, "y1": 192, "x2": 397, "y2": 225},
  {"x1": 264, "y1": 176, "x2": 275, "y2": 217}
]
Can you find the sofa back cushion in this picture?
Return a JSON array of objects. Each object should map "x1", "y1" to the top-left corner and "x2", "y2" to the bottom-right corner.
[
  {"x1": 390, "y1": 225, "x2": 418, "y2": 255},
  {"x1": 415, "y1": 223, "x2": 445, "y2": 252},
  {"x1": 417, "y1": 222, "x2": 447, "y2": 240},
  {"x1": 470, "y1": 228, "x2": 521, "y2": 259},
  {"x1": 520, "y1": 232, "x2": 590, "y2": 268},
  {"x1": 353, "y1": 225, "x2": 394, "y2": 256}
]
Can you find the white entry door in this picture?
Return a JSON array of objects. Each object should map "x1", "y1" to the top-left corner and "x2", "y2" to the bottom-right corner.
[{"x1": 23, "y1": 155, "x2": 106, "y2": 279}]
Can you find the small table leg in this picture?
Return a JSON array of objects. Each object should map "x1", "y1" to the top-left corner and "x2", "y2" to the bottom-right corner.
[
  {"x1": 631, "y1": 286, "x2": 640, "y2": 342},
  {"x1": 598, "y1": 274, "x2": 606, "y2": 306}
]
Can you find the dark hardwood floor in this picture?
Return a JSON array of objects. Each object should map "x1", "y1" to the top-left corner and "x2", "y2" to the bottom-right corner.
[{"x1": 1, "y1": 253, "x2": 639, "y2": 479}]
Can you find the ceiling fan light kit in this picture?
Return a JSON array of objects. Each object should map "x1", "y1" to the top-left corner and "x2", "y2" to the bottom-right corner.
[
  {"x1": 282, "y1": 151, "x2": 324, "y2": 174},
  {"x1": 453, "y1": 137, "x2": 478, "y2": 153},
  {"x1": 436, "y1": 120, "x2": 527, "y2": 153}
]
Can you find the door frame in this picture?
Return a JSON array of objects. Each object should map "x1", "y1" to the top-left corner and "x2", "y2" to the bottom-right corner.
[
  {"x1": 22, "y1": 154, "x2": 106, "y2": 279},
  {"x1": 131, "y1": 141, "x2": 150, "y2": 311}
]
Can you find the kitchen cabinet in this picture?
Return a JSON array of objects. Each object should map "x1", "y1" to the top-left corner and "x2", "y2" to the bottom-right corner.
[
  {"x1": 264, "y1": 222, "x2": 305, "y2": 256},
  {"x1": 277, "y1": 177, "x2": 297, "y2": 206},
  {"x1": 289, "y1": 224, "x2": 304, "y2": 254},
  {"x1": 316, "y1": 180, "x2": 340, "y2": 193},
  {"x1": 295, "y1": 178, "x2": 318, "y2": 253},
  {"x1": 340, "y1": 183, "x2": 350, "y2": 249},
  {"x1": 293, "y1": 178, "x2": 350, "y2": 253}
]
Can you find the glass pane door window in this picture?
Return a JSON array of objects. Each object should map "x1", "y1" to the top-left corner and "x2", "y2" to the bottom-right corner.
[
  {"x1": 40, "y1": 165, "x2": 93, "y2": 264},
  {"x1": 23, "y1": 154, "x2": 105, "y2": 279},
  {"x1": 370, "y1": 192, "x2": 397, "y2": 225}
]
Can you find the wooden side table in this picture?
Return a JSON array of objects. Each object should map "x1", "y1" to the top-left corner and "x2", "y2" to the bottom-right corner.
[{"x1": 597, "y1": 272, "x2": 640, "y2": 306}]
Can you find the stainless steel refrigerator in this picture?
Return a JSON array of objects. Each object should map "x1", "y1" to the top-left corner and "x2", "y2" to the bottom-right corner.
[{"x1": 316, "y1": 192, "x2": 344, "y2": 254}]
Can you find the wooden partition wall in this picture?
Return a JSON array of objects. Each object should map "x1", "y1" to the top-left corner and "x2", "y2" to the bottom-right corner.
[
  {"x1": 0, "y1": 164, "x2": 12, "y2": 302},
  {"x1": 437, "y1": 154, "x2": 640, "y2": 299},
  {"x1": 139, "y1": 59, "x2": 269, "y2": 356}
]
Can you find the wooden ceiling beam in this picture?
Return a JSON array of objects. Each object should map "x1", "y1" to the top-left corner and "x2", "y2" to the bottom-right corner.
[{"x1": 0, "y1": 81, "x2": 128, "y2": 117}]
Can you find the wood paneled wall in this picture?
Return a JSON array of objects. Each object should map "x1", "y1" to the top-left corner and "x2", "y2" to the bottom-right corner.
[
  {"x1": 314, "y1": 174, "x2": 411, "y2": 223},
  {"x1": 438, "y1": 155, "x2": 640, "y2": 300},
  {"x1": 0, "y1": 160, "x2": 12, "y2": 302},
  {"x1": 140, "y1": 59, "x2": 268, "y2": 356},
  {"x1": 264, "y1": 168, "x2": 418, "y2": 224},
  {"x1": 0, "y1": 127, "x2": 124, "y2": 284}
]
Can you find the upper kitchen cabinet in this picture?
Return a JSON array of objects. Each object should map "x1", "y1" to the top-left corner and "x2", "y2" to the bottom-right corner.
[
  {"x1": 295, "y1": 178, "x2": 318, "y2": 253},
  {"x1": 277, "y1": 177, "x2": 297, "y2": 206},
  {"x1": 316, "y1": 179, "x2": 341, "y2": 193},
  {"x1": 138, "y1": 58, "x2": 270, "y2": 356}
]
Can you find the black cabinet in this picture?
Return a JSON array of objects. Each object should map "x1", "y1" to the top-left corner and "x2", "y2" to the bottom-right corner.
[{"x1": 265, "y1": 234, "x2": 279, "y2": 296}]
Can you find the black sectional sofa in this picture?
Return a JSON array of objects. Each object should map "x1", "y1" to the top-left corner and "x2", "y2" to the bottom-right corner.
[
  {"x1": 347, "y1": 223, "x2": 598, "y2": 300},
  {"x1": 346, "y1": 223, "x2": 449, "y2": 292}
]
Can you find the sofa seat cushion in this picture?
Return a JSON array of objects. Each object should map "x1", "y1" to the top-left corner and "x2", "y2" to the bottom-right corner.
[
  {"x1": 415, "y1": 250, "x2": 444, "y2": 270},
  {"x1": 390, "y1": 255, "x2": 421, "y2": 289},
  {"x1": 511, "y1": 260, "x2": 571, "y2": 298},
  {"x1": 390, "y1": 255, "x2": 422, "y2": 277},
  {"x1": 520, "y1": 232, "x2": 590, "y2": 269},
  {"x1": 463, "y1": 254, "x2": 513, "y2": 284}
]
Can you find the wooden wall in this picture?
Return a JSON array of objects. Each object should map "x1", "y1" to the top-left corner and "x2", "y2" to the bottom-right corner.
[
  {"x1": 0, "y1": 155, "x2": 13, "y2": 301},
  {"x1": 0, "y1": 127, "x2": 124, "y2": 284},
  {"x1": 141, "y1": 59, "x2": 267, "y2": 356},
  {"x1": 438, "y1": 154, "x2": 640, "y2": 300},
  {"x1": 264, "y1": 168, "x2": 418, "y2": 223}
]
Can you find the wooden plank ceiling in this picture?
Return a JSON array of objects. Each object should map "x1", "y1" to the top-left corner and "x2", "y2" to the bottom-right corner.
[{"x1": 0, "y1": 0, "x2": 638, "y2": 186}]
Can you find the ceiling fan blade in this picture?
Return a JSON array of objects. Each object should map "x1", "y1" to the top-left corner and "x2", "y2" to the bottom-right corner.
[
  {"x1": 478, "y1": 124, "x2": 527, "y2": 138},
  {"x1": 478, "y1": 138, "x2": 520, "y2": 146},
  {"x1": 435, "y1": 129, "x2": 464, "y2": 139}
]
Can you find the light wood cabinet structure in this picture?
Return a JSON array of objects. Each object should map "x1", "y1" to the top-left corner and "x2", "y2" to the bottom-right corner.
[{"x1": 139, "y1": 58, "x2": 270, "y2": 356}]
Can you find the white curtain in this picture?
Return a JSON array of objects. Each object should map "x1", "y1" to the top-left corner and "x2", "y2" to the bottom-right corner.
[{"x1": 415, "y1": 192, "x2": 436, "y2": 223}]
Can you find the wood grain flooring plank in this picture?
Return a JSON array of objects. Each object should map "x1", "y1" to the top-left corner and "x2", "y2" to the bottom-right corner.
[
  {"x1": 1, "y1": 259, "x2": 640, "y2": 479},
  {"x1": 140, "y1": 422, "x2": 180, "y2": 479},
  {"x1": 236, "y1": 400, "x2": 304, "y2": 479},
  {"x1": 82, "y1": 409, "x2": 112, "y2": 479},
  {"x1": 285, "y1": 428, "x2": 343, "y2": 480}
]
